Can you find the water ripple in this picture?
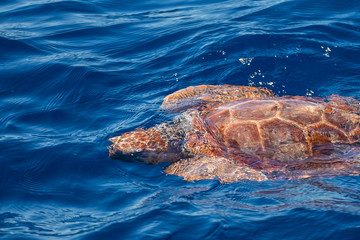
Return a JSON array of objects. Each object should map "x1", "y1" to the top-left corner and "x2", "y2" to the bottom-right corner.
[{"x1": 1, "y1": 0, "x2": 360, "y2": 239}]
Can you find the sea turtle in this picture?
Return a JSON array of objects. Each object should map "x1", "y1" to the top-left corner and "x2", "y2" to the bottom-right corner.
[{"x1": 108, "y1": 85, "x2": 360, "y2": 182}]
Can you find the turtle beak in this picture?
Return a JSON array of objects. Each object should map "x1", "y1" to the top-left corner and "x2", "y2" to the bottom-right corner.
[
  {"x1": 108, "y1": 136, "x2": 122, "y2": 159},
  {"x1": 107, "y1": 144, "x2": 117, "y2": 158},
  {"x1": 107, "y1": 139, "x2": 146, "y2": 163}
]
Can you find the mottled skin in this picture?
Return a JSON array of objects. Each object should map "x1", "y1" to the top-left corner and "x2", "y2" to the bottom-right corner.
[{"x1": 108, "y1": 85, "x2": 360, "y2": 182}]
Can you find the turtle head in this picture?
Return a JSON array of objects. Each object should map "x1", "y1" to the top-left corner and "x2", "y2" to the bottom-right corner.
[{"x1": 108, "y1": 127, "x2": 183, "y2": 164}]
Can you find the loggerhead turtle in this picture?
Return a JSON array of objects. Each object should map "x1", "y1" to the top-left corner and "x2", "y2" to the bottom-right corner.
[{"x1": 108, "y1": 85, "x2": 360, "y2": 183}]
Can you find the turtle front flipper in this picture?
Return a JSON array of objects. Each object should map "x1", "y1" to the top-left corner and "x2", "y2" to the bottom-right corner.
[
  {"x1": 161, "y1": 85, "x2": 274, "y2": 112},
  {"x1": 164, "y1": 156, "x2": 268, "y2": 183}
]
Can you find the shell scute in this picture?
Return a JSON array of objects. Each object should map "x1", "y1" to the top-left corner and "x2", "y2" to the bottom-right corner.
[
  {"x1": 324, "y1": 108, "x2": 360, "y2": 132},
  {"x1": 260, "y1": 118, "x2": 309, "y2": 159},
  {"x1": 231, "y1": 100, "x2": 278, "y2": 121},
  {"x1": 224, "y1": 123, "x2": 261, "y2": 151},
  {"x1": 280, "y1": 100, "x2": 322, "y2": 126},
  {"x1": 307, "y1": 123, "x2": 348, "y2": 143},
  {"x1": 205, "y1": 109, "x2": 230, "y2": 135}
]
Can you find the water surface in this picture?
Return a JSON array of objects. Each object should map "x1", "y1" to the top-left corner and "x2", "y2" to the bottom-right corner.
[{"x1": 1, "y1": 0, "x2": 360, "y2": 239}]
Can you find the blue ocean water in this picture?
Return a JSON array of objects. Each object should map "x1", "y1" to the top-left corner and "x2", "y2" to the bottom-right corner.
[{"x1": 1, "y1": 0, "x2": 360, "y2": 239}]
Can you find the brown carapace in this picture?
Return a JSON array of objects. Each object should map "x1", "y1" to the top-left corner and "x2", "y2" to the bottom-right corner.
[{"x1": 108, "y1": 85, "x2": 360, "y2": 183}]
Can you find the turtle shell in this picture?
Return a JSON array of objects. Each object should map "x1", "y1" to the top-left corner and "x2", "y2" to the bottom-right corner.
[{"x1": 204, "y1": 96, "x2": 360, "y2": 167}]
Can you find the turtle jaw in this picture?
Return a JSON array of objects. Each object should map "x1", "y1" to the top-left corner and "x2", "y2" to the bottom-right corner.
[
  {"x1": 107, "y1": 137, "x2": 140, "y2": 161},
  {"x1": 108, "y1": 144, "x2": 157, "y2": 164},
  {"x1": 108, "y1": 140, "x2": 167, "y2": 164}
]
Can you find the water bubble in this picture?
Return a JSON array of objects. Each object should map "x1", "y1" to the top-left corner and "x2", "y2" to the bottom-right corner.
[
  {"x1": 306, "y1": 89, "x2": 315, "y2": 96},
  {"x1": 238, "y1": 57, "x2": 253, "y2": 65}
]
